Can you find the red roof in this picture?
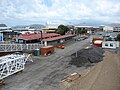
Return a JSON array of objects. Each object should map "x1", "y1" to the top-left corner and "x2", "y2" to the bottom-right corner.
[
  {"x1": 18, "y1": 33, "x2": 60, "y2": 40},
  {"x1": 42, "y1": 34, "x2": 76, "y2": 41}
]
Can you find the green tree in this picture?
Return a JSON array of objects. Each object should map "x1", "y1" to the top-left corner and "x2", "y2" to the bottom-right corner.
[
  {"x1": 56, "y1": 29, "x2": 65, "y2": 35},
  {"x1": 76, "y1": 28, "x2": 87, "y2": 35},
  {"x1": 57, "y1": 25, "x2": 70, "y2": 35}
]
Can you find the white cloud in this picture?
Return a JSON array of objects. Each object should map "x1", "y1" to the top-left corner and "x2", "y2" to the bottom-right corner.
[{"x1": 0, "y1": 0, "x2": 120, "y2": 25}]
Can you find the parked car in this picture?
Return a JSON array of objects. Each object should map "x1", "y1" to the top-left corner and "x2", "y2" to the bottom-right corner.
[
  {"x1": 56, "y1": 44, "x2": 65, "y2": 49},
  {"x1": 75, "y1": 38, "x2": 82, "y2": 41},
  {"x1": 76, "y1": 37, "x2": 84, "y2": 41},
  {"x1": 81, "y1": 36, "x2": 88, "y2": 39}
]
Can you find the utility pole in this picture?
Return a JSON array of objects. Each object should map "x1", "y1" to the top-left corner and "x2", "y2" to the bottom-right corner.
[
  {"x1": 76, "y1": 49, "x2": 77, "y2": 57},
  {"x1": 40, "y1": 31, "x2": 43, "y2": 44},
  {"x1": 75, "y1": 41, "x2": 78, "y2": 57}
]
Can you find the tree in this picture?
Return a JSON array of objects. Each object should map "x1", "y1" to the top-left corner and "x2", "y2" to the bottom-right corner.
[
  {"x1": 57, "y1": 25, "x2": 70, "y2": 35},
  {"x1": 76, "y1": 28, "x2": 87, "y2": 35},
  {"x1": 117, "y1": 33, "x2": 120, "y2": 41},
  {"x1": 56, "y1": 29, "x2": 65, "y2": 35}
]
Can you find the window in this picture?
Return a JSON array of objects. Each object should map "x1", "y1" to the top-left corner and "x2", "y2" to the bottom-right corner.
[
  {"x1": 105, "y1": 43, "x2": 108, "y2": 46},
  {"x1": 110, "y1": 43, "x2": 113, "y2": 47}
]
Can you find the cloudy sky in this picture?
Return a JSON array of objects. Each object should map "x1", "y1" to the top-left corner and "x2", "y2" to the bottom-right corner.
[{"x1": 0, "y1": 0, "x2": 120, "y2": 26}]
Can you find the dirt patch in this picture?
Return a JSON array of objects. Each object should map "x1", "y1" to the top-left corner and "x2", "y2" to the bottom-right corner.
[
  {"x1": 66, "y1": 51, "x2": 120, "y2": 90},
  {"x1": 108, "y1": 47, "x2": 120, "y2": 55},
  {"x1": 69, "y1": 46, "x2": 104, "y2": 67}
]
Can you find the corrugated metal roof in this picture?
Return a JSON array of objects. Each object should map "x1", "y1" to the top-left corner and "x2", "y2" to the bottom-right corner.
[
  {"x1": 42, "y1": 34, "x2": 76, "y2": 41},
  {"x1": 18, "y1": 33, "x2": 60, "y2": 40}
]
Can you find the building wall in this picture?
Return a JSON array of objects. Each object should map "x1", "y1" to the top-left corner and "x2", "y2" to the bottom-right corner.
[
  {"x1": 42, "y1": 29, "x2": 56, "y2": 33},
  {"x1": 103, "y1": 26, "x2": 113, "y2": 32},
  {"x1": 113, "y1": 26, "x2": 120, "y2": 32},
  {"x1": 102, "y1": 41, "x2": 119, "y2": 49},
  {"x1": 46, "y1": 22, "x2": 59, "y2": 29}
]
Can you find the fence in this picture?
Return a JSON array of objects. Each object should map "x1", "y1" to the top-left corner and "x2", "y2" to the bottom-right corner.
[{"x1": 0, "y1": 44, "x2": 44, "y2": 52}]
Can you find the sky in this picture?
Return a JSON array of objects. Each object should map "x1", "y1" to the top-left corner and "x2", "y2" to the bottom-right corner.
[{"x1": 0, "y1": 0, "x2": 120, "y2": 26}]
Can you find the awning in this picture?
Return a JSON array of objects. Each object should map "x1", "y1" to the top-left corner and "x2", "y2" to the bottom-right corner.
[{"x1": 42, "y1": 34, "x2": 76, "y2": 41}]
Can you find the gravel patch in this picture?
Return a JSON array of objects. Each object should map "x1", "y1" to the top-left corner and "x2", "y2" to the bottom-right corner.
[{"x1": 69, "y1": 46, "x2": 104, "y2": 67}]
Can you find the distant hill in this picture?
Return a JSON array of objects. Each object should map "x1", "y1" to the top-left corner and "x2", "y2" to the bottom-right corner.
[
  {"x1": 12, "y1": 24, "x2": 46, "y2": 30},
  {"x1": 30, "y1": 24, "x2": 45, "y2": 28},
  {"x1": 68, "y1": 19, "x2": 112, "y2": 26}
]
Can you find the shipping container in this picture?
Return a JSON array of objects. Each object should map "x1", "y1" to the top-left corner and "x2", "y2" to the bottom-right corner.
[
  {"x1": 40, "y1": 46, "x2": 54, "y2": 56},
  {"x1": 94, "y1": 40, "x2": 102, "y2": 47},
  {"x1": 92, "y1": 37, "x2": 104, "y2": 43}
]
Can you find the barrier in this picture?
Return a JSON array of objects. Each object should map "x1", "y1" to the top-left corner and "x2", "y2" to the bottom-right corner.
[{"x1": 0, "y1": 44, "x2": 44, "y2": 52}]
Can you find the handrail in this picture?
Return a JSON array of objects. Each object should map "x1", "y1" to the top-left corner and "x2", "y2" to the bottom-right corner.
[{"x1": 0, "y1": 43, "x2": 44, "y2": 52}]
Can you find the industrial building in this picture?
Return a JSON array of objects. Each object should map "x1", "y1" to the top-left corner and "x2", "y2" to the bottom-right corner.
[
  {"x1": 0, "y1": 24, "x2": 17, "y2": 42},
  {"x1": 42, "y1": 34, "x2": 76, "y2": 46},
  {"x1": 17, "y1": 33, "x2": 60, "y2": 43},
  {"x1": 113, "y1": 24, "x2": 120, "y2": 32},
  {"x1": 17, "y1": 33, "x2": 75, "y2": 46},
  {"x1": 103, "y1": 26, "x2": 114, "y2": 32}
]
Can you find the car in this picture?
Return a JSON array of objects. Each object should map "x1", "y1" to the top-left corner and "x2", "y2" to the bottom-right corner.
[
  {"x1": 56, "y1": 44, "x2": 65, "y2": 49},
  {"x1": 98, "y1": 33, "x2": 103, "y2": 35},
  {"x1": 76, "y1": 37, "x2": 84, "y2": 41},
  {"x1": 81, "y1": 36, "x2": 88, "y2": 39},
  {"x1": 76, "y1": 38, "x2": 82, "y2": 41}
]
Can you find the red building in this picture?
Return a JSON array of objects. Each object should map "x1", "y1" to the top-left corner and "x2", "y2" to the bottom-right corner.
[{"x1": 17, "y1": 33, "x2": 60, "y2": 43}]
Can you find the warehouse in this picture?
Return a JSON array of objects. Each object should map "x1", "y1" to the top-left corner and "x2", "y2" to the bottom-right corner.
[
  {"x1": 113, "y1": 24, "x2": 120, "y2": 32},
  {"x1": 17, "y1": 33, "x2": 60, "y2": 43},
  {"x1": 42, "y1": 34, "x2": 76, "y2": 46}
]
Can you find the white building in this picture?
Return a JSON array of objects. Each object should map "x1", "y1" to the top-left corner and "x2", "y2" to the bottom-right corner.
[
  {"x1": 103, "y1": 26, "x2": 113, "y2": 32},
  {"x1": 113, "y1": 25, "x2": 120, "y2": 32},
  {"x1": 102, "y1": 41, "x2": 119, "y2": 49},
  {"x1": 0, "y1": 24, "x2": 11, "y2": 30},
  {"x1": 75, "y1": 26, "x2": 93, "y2": 28},
  {"x1": 46, "y1": 21, "x2": 60, "y2": 29}
]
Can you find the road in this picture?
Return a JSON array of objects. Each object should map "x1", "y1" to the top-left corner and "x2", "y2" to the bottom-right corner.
[
  {"x1": 1, "y1": 37, "x2": 91, "y2": 90},
  {"x1": 66, "y1": 50, "x2": 120, "y2": 90}
]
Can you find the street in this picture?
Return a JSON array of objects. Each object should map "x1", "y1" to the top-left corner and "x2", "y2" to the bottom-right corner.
[
  {"x1": 1, "y1": 36, "x2": 91, "y2": 90},
  {"x1": 1, "y1": 34, "x2": 120, "y2": 90}
]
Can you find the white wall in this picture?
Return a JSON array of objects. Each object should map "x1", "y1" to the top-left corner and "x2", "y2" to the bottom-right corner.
[
  {"x1": 87, "y1": 30, "x2": 92, "y2": 34},
  {"x1": 46, "y1": 21, "x2": 59, "y2": 29},
  {"x1": 102, "y1": 41, "x2": 119, "y2": 49},
  {"x1": 103, "y1": 26, "x2": 113, "y2": 32}
]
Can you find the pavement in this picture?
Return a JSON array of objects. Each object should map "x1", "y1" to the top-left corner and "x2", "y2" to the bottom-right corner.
[
  {"x1": 1, "y1": 33, "x2": 119, "y2": 90},
  {"x1": 1, "y1": 36, "x2": 91, "y2": 90}
]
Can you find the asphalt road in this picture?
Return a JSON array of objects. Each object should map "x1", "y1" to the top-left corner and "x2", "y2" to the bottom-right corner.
[{"x1": 1, "y1": 36, "x2": 92, "y2": 90}]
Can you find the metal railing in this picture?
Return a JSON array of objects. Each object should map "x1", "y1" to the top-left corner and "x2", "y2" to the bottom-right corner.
[{"x1": 0, "y1": 44, "x2": 44, "y2": 52}]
